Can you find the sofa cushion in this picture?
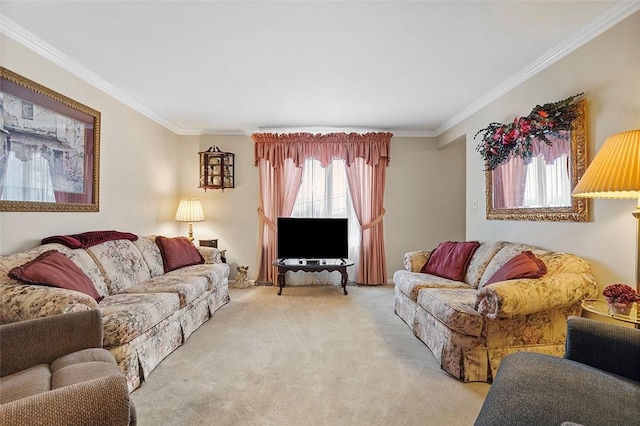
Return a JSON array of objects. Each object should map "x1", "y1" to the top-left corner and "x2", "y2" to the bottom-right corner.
[
  {"x1": 417, "y1": 288, "x2": 484, "y2": 337},
  {"x1": 124, "y1": 274, "x2": 209, "y2": 308},
  {"x1": 156, "y1": 236, "x2": 205, "y2": 273},
  {"x1": 485, "y1": 251, "x2": 547, "y2": 286},
  {"x1": 167, "y1": 263, "x2": 230, "y2": 291},
  {"x1": 0, "y1": 364, "x2": 51, "y2": 404},
  {"x1": 51, "y1": 360, "x2": 122, "y2": 389},
  {"x1": 50, "y1": 348, "x2": 117, "y2": 371},
  {"x1": 393, "y1": 269, "x2": 470, "y2": 301},
  {"x1": 99, "y1": 292, "x2": 180, "y2": 347},
  {"x1": 422, "y1": 241, "x2": 480, "y2": 281},
  {"x1": 479, "y1": 243, "x2": 549, "y2": 289},
  {"x1": 465, "y1": 241, "x2": 507, "y2": 288},
  {"x1": 8, "y1": 250, "x2": 103, "y2": 302},
  {"x1": 87, "y1": 240, "x2": 152, "y2": 294},
  {"x1": 133, "y1": 235, "x2": 165, "y2": 277}
]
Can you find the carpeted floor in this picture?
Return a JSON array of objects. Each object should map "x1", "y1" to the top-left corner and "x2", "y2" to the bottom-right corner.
[{"x1": 131, "y1": 285, "x2": 490, "y2": 425}]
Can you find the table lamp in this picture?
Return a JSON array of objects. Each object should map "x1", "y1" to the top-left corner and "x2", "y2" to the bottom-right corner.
[
  {"x1": 175, "y1": 198, "x2": 205, "y2": 241},
  {"x1": 572, "y1": 129, "x2": 640, "y2": 291}
]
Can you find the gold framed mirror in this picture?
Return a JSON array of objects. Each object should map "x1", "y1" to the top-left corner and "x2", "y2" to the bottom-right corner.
[{"x1": 485, "y1": 99, "x2": 588, "y2": 222}]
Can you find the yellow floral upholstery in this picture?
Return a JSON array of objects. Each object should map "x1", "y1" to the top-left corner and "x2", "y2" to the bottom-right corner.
[{"x1": 393, "y1": 241, "x2": 597, "y2": 382}]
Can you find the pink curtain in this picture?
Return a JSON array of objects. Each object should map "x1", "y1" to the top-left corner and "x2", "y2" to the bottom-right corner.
[
  {"x1": 345, "y1": 157, "x2": 388, "y2": 284},
  {"x1": 256, "y1": 158, "x2": 303, "y2": 284},
  {"x1": 530, "y1": 133, "x2": 571, "y2": 165},
  {"x1": 253, "y1": 132, "x2": 391, "y2": 285},
  {"x1": 498, "y1": 156, "x2": 527, "y2": 208}
]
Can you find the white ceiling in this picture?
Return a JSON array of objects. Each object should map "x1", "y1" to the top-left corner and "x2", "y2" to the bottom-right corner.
[{"x1": 1, "y1": 1, "x2": 639, "y2": 137}]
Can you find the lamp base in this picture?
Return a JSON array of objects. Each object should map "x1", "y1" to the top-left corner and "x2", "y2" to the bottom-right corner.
[
  {"x1": 188, "y1": 223, "x2": 194, "y2": 242},
  {"x1": 633, "y1": 206, "x2": 639, "y2": 292}
]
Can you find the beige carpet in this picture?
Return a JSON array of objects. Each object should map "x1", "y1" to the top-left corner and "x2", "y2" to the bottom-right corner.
[{"x1": 131, "y1": 285, "x2": 490, "y2": 425}]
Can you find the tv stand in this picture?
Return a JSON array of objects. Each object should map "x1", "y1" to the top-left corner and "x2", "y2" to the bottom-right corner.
[{"x1": 272, "y1": 259, "x2": 355, "y2": 296}]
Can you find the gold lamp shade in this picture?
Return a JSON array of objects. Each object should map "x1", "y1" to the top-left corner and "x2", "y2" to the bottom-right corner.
[
  {"x1": 572, "y1": 129, "x2": 640, "y2": 199},
  {"x1": 573, "y1": 129, "x2": 640, "y2": 293}
]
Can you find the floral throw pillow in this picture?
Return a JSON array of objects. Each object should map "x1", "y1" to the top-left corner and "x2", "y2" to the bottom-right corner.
[{"x1": 8, "y1": 250, "x2": 103, "y2": 301}]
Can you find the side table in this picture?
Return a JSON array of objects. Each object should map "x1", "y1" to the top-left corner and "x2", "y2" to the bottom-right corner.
[{"x1": 581, "y1": 299, "x2": 639, "y2": 329}]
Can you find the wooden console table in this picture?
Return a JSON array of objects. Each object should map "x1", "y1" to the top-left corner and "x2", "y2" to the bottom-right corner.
[{"x1": 272, "y1": 259, "x2": 354, "y2": 296}]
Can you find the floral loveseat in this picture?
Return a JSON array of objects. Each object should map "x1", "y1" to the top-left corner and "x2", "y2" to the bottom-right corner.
[
  {"x1": 393, "y1": 241, "x2": 597, "y2": 382},
  {"x1": 0, "y1": 231, "x2": 230, "y2": 391}
]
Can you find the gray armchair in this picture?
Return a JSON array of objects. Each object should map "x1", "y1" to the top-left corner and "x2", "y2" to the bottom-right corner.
[
  {"x1": 474, "y1": 316, "x2": 640, "y2": 426},
  {"x1": 0, "y1": 310, "x2": 136, "y2": 426}
]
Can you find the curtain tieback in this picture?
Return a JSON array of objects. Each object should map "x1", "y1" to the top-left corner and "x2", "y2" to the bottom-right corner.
[
  {"x1": 361, "y1": 209, "x2": 385, "y2": 231},
  {"x1": 257, "y1": 207, "x2": 277, "y2": 231}
]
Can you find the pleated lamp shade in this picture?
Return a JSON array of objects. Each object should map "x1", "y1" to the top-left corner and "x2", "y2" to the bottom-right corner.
[
  {"x1": 573, "y1": 129, "x2": 640, "y2": 199},
  {"x1": 175, "y1": 198, "x2": 205, "y2": 222}
]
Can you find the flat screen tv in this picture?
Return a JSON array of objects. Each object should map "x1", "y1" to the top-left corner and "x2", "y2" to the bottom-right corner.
[{"x1": 277, "y1": 217, "x2": 348, "y2": 260}]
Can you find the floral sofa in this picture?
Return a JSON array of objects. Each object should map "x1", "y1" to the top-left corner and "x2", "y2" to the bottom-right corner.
[
  {"x1": 0, "y1": 232, "x2": 230, "y2": 392},
  {"x1": 393, "y1": 241, "x2": 597, "y2": 382}
]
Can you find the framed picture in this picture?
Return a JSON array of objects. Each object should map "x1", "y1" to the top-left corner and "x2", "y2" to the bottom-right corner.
[{"x1": 0, "y1": 67, "x2": 100, "y2": 212}]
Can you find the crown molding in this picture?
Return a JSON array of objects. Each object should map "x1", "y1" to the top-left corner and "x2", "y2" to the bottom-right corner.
[
  {"x1": 434, "y1": 1, "x2": 640, "y2": 137},
  {"x1": 3, "y1": 1, "x2": 639, "y2": 139},
  {"x1": 0, "y1": 14, "x2": 184, "y2": 134}
]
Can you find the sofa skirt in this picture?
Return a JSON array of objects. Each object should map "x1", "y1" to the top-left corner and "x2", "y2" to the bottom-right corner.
[
  {"x1": 393, "y1": 287, "x2": 418, "y2": 329},
  {"x1": 413, "y1": 305, "x2": 488, "y2": 382}
]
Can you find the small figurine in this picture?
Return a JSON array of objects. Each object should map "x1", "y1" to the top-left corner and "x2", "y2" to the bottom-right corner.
[{"x1": 234, "y1": 266, "x2": 250, "y2": 288}]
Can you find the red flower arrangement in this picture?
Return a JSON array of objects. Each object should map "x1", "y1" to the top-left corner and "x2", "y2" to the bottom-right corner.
[
  {"x1": 602, "y1": 284, "x2": 640, "y2": 314},
  {"x1": 475, "y1": 93, "x2": 583, "y2": 171}
]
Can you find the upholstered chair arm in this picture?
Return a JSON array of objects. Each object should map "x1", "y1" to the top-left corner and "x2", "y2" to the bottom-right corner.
[
  {"x1": 403, "y1": 250, "x2": 432, "y2": 272},
  {"x1": 0, "y1": 283, "x2": 98, "y2": 324},
  {"x1": 197, "y1": 246, "x2": 222, "y2": 264},
  {"x1": 476, "y1": 272, "x2": 598, "y2": 319},
  {"x1": 0, "y1": 374, "x2": 133, "y2": 426},
  {"x1": 0, "y1": 310, "x2": 103, "y2": 377},
  {"x1": 564, "y1": 316, "x2": 640, "y2": 382}
]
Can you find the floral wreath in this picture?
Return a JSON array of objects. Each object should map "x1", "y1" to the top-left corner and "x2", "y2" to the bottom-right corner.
[{"x1": 475, "y1": 93, "x2": 583, "y2": 171}]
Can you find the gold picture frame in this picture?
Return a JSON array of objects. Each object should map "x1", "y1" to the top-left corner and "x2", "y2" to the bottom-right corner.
[
  {"x1": 485, "y1": 99, "x2": 588, "y2": 222},
  {"x1": 0, "y1": 67, "x2": 100, "y2": 212}
]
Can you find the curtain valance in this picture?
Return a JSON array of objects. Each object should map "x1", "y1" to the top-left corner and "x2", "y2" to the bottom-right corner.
[
  {"x1": 529, "y1": 135, "x2": 571, "y2": 165},
  {"x1": 253, "y1": 132, "x2": 392, "y2": 168}
]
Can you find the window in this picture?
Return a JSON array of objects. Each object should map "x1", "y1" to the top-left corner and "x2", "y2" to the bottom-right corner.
[{"x1": 288, "y1": 158, "x2": 359, "y2": 285}]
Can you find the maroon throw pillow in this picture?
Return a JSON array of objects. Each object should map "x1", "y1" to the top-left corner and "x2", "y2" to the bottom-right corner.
[
  {"x1": 421, "y1": 241, "x2": 480, "y2": 281},
  {"x1": 485, "y1": 251, "x2": 547, "y2": 286},
  {"x1": 8, "y1": 250, "x2": 103, "y2": 302},
  {"x1": 156, "y1": 236, "x2": 205, "y2": 273}
]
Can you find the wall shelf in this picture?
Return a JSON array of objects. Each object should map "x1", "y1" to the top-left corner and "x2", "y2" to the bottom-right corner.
[{"x1": 199, "y1": 151, "x2": 234, "y2": 191}]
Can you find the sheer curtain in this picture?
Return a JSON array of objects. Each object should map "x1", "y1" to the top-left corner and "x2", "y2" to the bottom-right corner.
[
  {"x1": 287, "y1": 159, "x2": 360, "y2": 286},
  {"x1": 0, "y1": 151, "x2": 55, "y2": 202},
  {"x1": 523, "y1": 154, "x2": 571, "y2": 207}
]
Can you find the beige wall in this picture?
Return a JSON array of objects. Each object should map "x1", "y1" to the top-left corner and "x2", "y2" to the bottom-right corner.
[
  {"x1": 0, "y1": 33, "x2": 467, "y2": 282},
  {"x1": 177, "y1": 135, "x2": 467, "y2": 281},
  {"x1": 439, "y1": 11, "x2": 640, "y2": 292},
  {"x1": 7, "y1": 10, "x2": 637, "y2": 289},
  {"x1": 0, "y1": 35, "x2": 182, "y2": 254}
]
